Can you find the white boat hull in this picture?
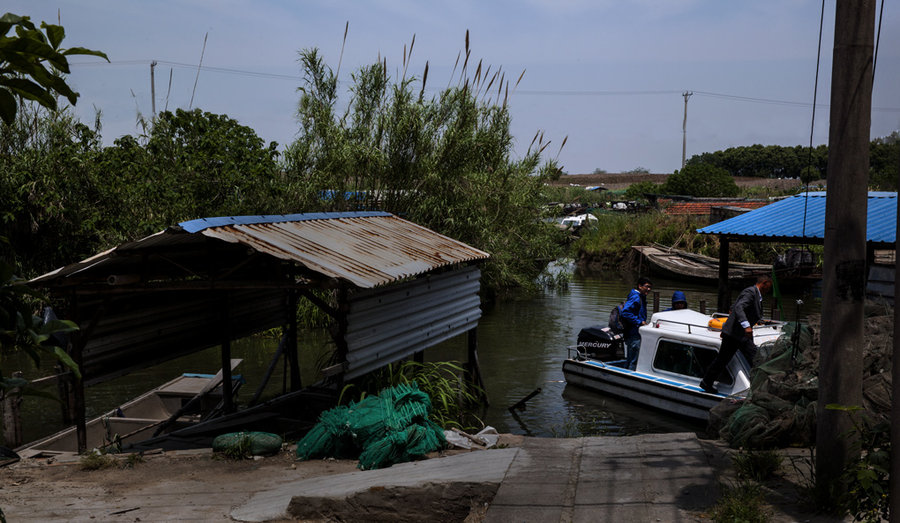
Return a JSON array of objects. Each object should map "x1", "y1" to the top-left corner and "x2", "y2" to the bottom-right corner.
[{"x1": 562, "y1": 358, "x2": 731, "y2": 421}]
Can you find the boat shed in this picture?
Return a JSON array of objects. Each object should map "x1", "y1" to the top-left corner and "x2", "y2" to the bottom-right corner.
[
  {"x1": 28, "y1": 211, "x2": 490, "y2": 452},
  {"x1": 697, "y1": 191, "x2": 897, "y2": 311}
]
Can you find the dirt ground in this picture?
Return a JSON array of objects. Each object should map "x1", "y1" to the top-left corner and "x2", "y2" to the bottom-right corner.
[
  {"x1": 0, "y1": 439, "x2": 516, "y2": 522},
  {"x1": 0, "y1": 434, "x2": 842, "y2": 522},
  {"x1": 550, "y1": 172, "x2": 815, "y2": 192}
]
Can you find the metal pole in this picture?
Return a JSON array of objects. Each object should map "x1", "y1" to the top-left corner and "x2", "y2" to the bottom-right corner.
[
  {"x1": 150, "y1": 60, "x2": 157, "y2": 117},
  {"x1": 682, "y1": 91, "x2": 692, "y2": 170},
  {"x1": 717, "y1": 236, "x2": 731, "y2": 313},
  {"x1": 816, "y1": 0, "x2": 874, "y2": 496}
]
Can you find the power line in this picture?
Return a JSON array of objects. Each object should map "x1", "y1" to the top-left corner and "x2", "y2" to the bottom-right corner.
[{"x1": 67, "y1": 60, "x2": 900, "y2": 112}]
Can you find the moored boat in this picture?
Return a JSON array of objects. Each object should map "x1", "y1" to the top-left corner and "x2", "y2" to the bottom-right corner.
[
  {"x1": 16, "y1": 361, "x2": 243, "y2": 458},
  {"x1": 632, "y1": 244, "x2": 771, "y2": 283},
  {"x1": 562, "y1": 309, "x2": 785, "y2": 421}
]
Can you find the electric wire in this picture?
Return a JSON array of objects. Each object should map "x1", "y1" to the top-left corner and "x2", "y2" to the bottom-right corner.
[
  {"x1": 66, "y1": 61, "x2": 900, "y2": 112},
  {"x1": 802, "y1": 0, "x2": 826, "y2": 239}
]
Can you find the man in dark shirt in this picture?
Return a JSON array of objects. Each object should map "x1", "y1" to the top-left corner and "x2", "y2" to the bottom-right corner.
[{"x1": 699, "y1": 275, "x2": 773, "y2": 394}]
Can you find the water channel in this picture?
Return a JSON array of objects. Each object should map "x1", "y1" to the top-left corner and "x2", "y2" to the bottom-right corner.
[{"x1": 5, "y1": 263, "x2": 822, "y2": 445}]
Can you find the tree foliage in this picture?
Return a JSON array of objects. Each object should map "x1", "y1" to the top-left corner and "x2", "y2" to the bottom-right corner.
[
  {"x1": 663, "y1": 163, "x2": 739, "y2": 197},
  {"x1": 869, "y1": 131, "x2": 899, "y2": 191},
  {"x1": 283, "y1": 46, "x2": 564, "y2": 291},
  {"x1": 688, "y1": 136, "x2": 899, "y2": 190},
  {"x1": 688, "y1": 144, "x2": 827, "y2": 180},
  {"x1": 0, "y1": 107, "x2": 282, "y2": 275},
  {"x1": 624, "y1": 180, "x2": 661, "y2": 201},
  {"x1": 0, "y1": 13, "x2": 108, "y2": 125}
]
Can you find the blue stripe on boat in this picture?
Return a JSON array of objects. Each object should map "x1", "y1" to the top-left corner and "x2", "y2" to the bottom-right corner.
[{"x1": 580, "y1": 359, "x2": 722, "y2": 395}]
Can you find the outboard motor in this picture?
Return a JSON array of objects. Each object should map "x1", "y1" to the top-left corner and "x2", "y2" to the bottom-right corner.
[{"x1": 576, "y1": 325, "x2": 625, "y2": 360}]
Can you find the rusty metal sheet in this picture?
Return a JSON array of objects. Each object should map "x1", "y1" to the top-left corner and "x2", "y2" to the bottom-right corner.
[
  {"x1": 197, "y1": 213, "x2": 490, "y2": 288},
  {"x1": 31, "y1": 212, "x2": 490, "y2": 289}
]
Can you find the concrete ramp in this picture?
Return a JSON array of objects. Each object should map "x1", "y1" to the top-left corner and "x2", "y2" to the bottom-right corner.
[{"x1": 232, "y1": 447, "x2": 519, "y2": 522}]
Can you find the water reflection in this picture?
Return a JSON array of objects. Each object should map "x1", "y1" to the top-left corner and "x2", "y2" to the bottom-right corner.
[{"x1": 4, "y1": 265, "x2": 822, "y2": 444}]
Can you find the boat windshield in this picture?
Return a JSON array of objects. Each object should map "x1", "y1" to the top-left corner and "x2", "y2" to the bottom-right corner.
[{"x1": 652, "y1": 339, "x2": 734, "y2": 386}]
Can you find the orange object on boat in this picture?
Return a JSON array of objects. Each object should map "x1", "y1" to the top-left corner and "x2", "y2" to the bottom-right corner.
[{"x1": 708, "y1": 316, "x2": 727, "y2": 330}]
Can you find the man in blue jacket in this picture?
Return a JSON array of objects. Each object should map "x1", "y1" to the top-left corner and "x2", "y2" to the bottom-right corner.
[
  {"x1": 621, "y1": 277, "x2": 652, "y2": 370},
  {"x1": 699, "y1": 275, "x2": 773, "y2": 394}
]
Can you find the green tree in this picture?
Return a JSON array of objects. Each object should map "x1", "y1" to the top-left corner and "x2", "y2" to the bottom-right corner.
[
  {"x1": 663, "y1": 163, "x2": 739, "y2": 197},
  {"x1": 0, "y1": 12, "x2": 95, "y2": 459},
  {"x1": 869, "y1": 131, "x2": 899, "y2": 191},
  {"x1": 140, "y1": 108, "x2": 282, "y2": 225},
  {"x1": 0, "y1": 13, "x2": 108, "y2": 125},
  {"x1": 283, "y1": 46, "x2": 563, "y2": 292},
  {"x1": 624, "y1": 180, "x2": 661, "y2": 201}
]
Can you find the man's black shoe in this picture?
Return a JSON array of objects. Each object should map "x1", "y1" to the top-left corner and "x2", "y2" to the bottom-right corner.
[{"x1": 699, "y1": 381, "x2": 718, "y2": 394}]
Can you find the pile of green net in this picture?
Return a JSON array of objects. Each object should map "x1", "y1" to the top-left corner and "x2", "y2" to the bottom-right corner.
[
  {"x1": 709, "y1": 322, "x2": 818, "y2": 448},
  {"x1": 295, "y1": 382, "x2": 446, "y2": 470},
  {"x1": 709, "y1": 312, "x2": 894, "y2": 448}
]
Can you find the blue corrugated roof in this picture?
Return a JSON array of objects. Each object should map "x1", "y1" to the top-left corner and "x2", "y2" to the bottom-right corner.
[
  {"x1": 179, "y1": 211, "x2": 392, "y2": 234},
  {"x1": 697, "y1": 191, "x2": 896, "y2": 244}
]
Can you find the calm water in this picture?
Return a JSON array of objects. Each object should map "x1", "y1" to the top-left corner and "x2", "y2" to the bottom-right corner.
[{"x1": 5, "y1": 263, "x2": 822, "y2": 444}]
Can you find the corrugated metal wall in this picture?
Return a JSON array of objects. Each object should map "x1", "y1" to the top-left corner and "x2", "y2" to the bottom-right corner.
[
  {"x1": 78, "y1": 289, "x2": 289, "y2": 385},
  {"x1": 343, "y1": 266, "x2": 482, "y2": 379}
]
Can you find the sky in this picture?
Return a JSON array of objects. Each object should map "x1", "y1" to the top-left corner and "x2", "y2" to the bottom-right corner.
[{"x1": 7, "y1": 1, "x2": 900, "y2": 175}]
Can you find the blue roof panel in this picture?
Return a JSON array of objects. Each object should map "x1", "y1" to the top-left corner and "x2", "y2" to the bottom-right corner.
[
  {"x1": 697, "y1": 191, "x2": 896, "y2": 244},
  {"x1": 179, "y1": 211, "x2": 392, "y2": 234}
]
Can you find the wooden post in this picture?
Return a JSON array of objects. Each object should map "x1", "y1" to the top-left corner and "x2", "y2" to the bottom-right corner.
[
  {"x1": 817, "y1": 0, "x2": 873, "y2": 497},
  {"x1": 287, "y1": 291, "x2": 301, "y2": 391},
  {"x1": 72, "y1": 340, "x2": 87, "y2": 454},
  {"x1": 1, "y1": 371, "x2": 24, "y2": 447},
  {"x1": 699, "y1": 300, "x2": 707, "y2": 314},
  {"x1": 652, "y1": 291, "x2": 659, "y2": 313},
  {"x1": 220, "y1": 294, "x2": 234, "y2": 414},
  {"x1": 467, "y1": 328, "x2": 488, "y2": 405},
  {"x1": 892, "y1": 143, "x2": 900, "y2": 518},
  {"x1": 221, "y1": 339, "x2": 234, "y2": 414},
  {"x1": 717, "y1": 237, "x2": 731, "y2": 313},
  {"x1": 57, "y1": 362, "x2": 72, "y2": 425}
]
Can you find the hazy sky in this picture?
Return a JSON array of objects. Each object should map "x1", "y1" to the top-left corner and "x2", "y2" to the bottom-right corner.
[{"x1": 8, "y1": 1, "x2": 900, "y2": 174}]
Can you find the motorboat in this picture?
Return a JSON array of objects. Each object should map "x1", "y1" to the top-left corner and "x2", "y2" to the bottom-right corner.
[{"x1": 562, "y1": 309, "x2": 785, "y2": 421}]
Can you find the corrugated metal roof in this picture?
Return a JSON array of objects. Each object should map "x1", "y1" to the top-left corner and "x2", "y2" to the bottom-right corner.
[
  {"x1": 197, "y1": 213, "x2": 489, "y2": 288},
  {"x1": 697, "y1": 192, "x2": 897, "y2": 244},
  {"x1": 31, "y1": 212, "x2": 490, "y2": 289},
  {"x1": 665, "y1": 200, "x2": 767, "y2": 216}
]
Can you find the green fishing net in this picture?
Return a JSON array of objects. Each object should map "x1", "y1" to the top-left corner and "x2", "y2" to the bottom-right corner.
[
  {"x1": 295, "y1": 382, "x2": 447, "y2": 470},
  {"x1": 709, "y1": 313, "x2": 893, "y2": 449}
]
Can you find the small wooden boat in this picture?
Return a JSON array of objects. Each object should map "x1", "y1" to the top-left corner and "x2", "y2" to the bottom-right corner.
[
  {"x1": 562, "y1": 309, "x2": 785, "y2": 421},
  {"x1": 633, "y1": 244, "x2": 771, "y2": 283},
  {"x1": 16, "y1": 360, "x2": 243, "y2": 458}
]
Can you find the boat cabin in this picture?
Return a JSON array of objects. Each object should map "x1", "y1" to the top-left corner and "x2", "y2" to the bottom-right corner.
[{"x1": 637, "y1": 309, "x2": 782, "y2": 395}]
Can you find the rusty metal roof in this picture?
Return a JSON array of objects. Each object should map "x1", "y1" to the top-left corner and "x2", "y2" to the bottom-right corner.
[{"x1": 32, "y1": 212, "x2": 490, "y2": 289}]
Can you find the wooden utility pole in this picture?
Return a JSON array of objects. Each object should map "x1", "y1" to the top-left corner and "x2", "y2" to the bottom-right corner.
[
  {"x1": 682, "y1": 91, "x2": 692, "y2": 170},
  {"x1": 892, "y1": 157, "x2": 900, "y2": 519},
  {"x1": 816, "y1": 0, "x2": 874, "y2": 496}
]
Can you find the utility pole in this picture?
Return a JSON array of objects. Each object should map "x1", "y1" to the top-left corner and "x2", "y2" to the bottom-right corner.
[
  {"x1": 816, "y1": 0, "x2": 874, "y2": 497},
  {"x1": 150, "y1": 60, "x2": 157, "y2": 117},
  {"x1": 682, "y1": 91, "x2": 692, "y2": 170}
]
